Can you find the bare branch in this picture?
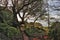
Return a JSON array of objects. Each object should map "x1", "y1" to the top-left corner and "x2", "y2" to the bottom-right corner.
[
  {"x1": 0, "y1": 0, "x2": 8, "y2": 10},
  {"x1": 17, "y1": 0, "x2": 37, "y2": 13},
  {"x1": 34, "y1": 13, "x2": 44, "y2": 23}
]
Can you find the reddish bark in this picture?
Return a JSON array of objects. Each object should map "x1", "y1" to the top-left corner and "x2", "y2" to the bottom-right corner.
[
  {"x1": 33, "y1": 38, "x2": 40, "y2": 40},
  {"x1": 23, "y1": 32, "x2": 29, "y2": 40}
]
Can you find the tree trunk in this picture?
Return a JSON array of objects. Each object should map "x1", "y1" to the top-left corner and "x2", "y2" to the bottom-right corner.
[{"x1": 20, "y1": 26, "x2": 30, "y2": 40}]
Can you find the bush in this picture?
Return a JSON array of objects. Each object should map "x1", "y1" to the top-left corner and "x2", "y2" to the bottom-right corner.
[
  {"x1": 25, "y1": 27, "x2": 45, "y2": 37},
  {"x1": 0, "y1": 23, "x2": 20, "y2": 39}
]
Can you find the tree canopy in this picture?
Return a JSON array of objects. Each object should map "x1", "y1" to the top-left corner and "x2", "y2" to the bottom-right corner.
[{"x1": 0, "y1": 0, "x2": 46, "y2": 27}]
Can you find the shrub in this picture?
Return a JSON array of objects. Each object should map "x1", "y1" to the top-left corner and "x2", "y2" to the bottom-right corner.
[
  {"x1": 0, "y1": 23, "x2": 21, "y2": 39},
  {"x1": 25, "y1": 27, "x2": 45, "y2": 37}
]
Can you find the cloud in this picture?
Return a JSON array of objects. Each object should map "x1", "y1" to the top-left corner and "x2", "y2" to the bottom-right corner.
[{"x1": 48, "y1": 0, "x2": 60, "y2": 15}]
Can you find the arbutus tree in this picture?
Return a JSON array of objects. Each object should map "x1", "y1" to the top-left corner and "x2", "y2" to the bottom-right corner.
[
  {"x1": 0, "y1": 0, "x2": 46, "y2": 27},
  {"x1": 0, "y1": 0, "x2": 46, "y2": 40},
  {"x1": 3, "y1": 0, "x2": 45, "y2": 27}
]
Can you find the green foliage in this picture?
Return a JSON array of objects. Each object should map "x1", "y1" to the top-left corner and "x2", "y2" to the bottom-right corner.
[
  {"x1": 25, "y1": 27, "x2": 45, "y2": 37},
  {"x1": 0, "y1": 9, "x2": 22, "y2": 39},
  {"x1": 49, "y1": 22, "x2": 60, "y2": 40},
  {"x1": 0, "y1": 23, "x2": 20, "y2": 38},
  {"x1": 0, "y1": 9, "x2": 13, "y2": 25}
]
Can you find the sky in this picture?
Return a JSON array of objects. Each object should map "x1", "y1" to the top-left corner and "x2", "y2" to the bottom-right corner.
[
  {"x1": 0, "y1": 0, "x2": 60, "y2": 27},
  {"x1": 17, "y1": 0, "x2": 60, "y2": 27},
  {"x1": 48, "y1": 0, "x2": 60, "y2": 16},
  {"x1": 39, "y1": 0, "x2": 60, "y2": 27}
]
